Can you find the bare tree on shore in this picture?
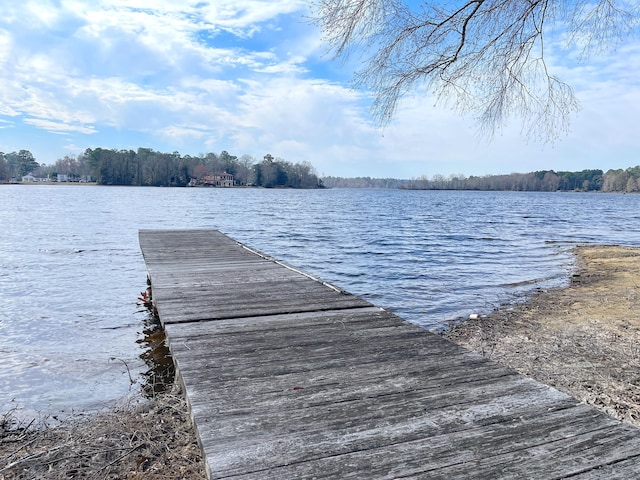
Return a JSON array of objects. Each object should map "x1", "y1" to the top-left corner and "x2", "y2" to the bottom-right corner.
[{"x1": 311, "y1": 0, "x2": 639, "y2": 140}]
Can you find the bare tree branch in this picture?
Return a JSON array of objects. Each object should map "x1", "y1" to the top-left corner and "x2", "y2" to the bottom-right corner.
[{"x1": 311, "y1": 0, "x2": 640, "y2": 141}]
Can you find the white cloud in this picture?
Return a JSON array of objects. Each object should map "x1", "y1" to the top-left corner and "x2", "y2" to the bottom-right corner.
[
  {"x1": 254, "y1": 55, "x2": 308, "y2": 74},
  {"x1": 197, "y1": 1, "x2": 308, "y2": 34},
  {"x1": 230, "y1": 78, "x2": 373, "y2": 152},
  {"x1": 23, "y1": 118, "x2": 97, "y2": 135},
  {"x1": 0, "y1": 28, "x2": 10, "y2": 65},
  {"x1": 156, "y1": 125, "x2": 210, "y2": 142},
  {"x1": 0, "y1": 102, "x2": 20, "y2": 118},
  {"x1": 0, "y1": 0, "x2": 316, "y2": 130}
]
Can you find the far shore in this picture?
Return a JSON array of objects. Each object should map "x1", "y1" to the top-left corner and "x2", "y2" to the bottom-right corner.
[{"x1": 4, "y1": 181, "x2": 99, "y2": 185}]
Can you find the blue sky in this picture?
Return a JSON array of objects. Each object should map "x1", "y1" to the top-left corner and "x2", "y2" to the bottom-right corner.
[{"x1": 1, "y1": 1, "x2": 639, "y2": 179}]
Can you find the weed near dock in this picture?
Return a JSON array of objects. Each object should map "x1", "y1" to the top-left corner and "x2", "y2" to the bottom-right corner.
[{"x1": 0, "y1": 385, "x2": 206, "y2": 479}]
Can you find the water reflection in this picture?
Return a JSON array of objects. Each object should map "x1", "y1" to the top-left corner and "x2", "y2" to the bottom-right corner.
[{"x1": 136, "y1": 286, "x2": 175, "y2": 397}]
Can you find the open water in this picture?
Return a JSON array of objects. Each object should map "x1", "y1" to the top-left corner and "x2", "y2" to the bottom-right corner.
[{"x1": 1, "y1": 185, "x2": 639, "y2": 417}]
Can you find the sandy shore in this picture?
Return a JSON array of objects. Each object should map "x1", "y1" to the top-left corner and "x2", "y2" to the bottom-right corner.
[{"x1": 443, "y1": 244, "x2": 640, "y2": 428}]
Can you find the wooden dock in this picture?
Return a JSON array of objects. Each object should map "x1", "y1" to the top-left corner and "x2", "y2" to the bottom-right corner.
[{"x1": 139, "y1": 229, "x2": 640, "y2": 479}]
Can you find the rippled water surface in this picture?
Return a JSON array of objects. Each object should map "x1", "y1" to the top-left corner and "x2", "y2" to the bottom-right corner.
[{"x1": 2, "y1": 185, "x2": 639, "y2": 416}]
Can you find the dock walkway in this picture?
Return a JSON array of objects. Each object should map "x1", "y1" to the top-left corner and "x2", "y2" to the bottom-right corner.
[{"x1": 139, "y1": 229, "x2": 640, "y2": 479}]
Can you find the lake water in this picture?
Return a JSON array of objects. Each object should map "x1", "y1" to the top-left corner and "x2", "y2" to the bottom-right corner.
[{"x1": 2, "y1": 185, "x2": 639, "y2": 417}]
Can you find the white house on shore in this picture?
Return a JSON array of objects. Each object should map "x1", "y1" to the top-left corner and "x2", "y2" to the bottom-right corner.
[{"x1": 189, "y1": 172, "x2": 235, "y2": 187}]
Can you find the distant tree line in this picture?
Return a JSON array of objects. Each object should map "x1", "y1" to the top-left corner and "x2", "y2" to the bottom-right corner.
[
  {"x1": 0, "y1": 148, "x2": 323, "y2": 188},
  {"x1": 324, "y1": 167, "x2": 640, "y2": 193},
  {"x1": 3, "y1": 148, "x2": 639, "y2": 193},
  {"x1": 322, "y1": 176, "x2": 410, "y2": 189},
  {"x1": 405, "y1": 168, "x2": 640, "y2": 192}
]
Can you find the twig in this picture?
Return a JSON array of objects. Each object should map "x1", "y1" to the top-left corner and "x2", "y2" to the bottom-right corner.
[
  {"x1": 0, "y1": 436, "x2": 38, "y2": 463},
  {"x1": 110, "y1": 357, "x2": 136, "y2": 385},
  {"x1": 90, "y1": 443, "x2": 145, "y2": 480},
  {"x1": 0, "y1": 442, "x2": 68, "y2": 474}
]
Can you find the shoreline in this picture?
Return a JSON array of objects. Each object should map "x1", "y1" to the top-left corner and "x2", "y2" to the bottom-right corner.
[
  {"x1": 4, "y1": 244, "x2": 640, "y2": 477},
  {"x1": 442, "y1": 244, "x2": 640, "y2": 427}
]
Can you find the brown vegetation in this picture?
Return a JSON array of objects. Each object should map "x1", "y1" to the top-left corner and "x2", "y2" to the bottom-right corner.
[
  {"x1": 443, "y1": 245, "x2": 640, "y2": 427},
  {"x1": 0, "y1": 384, "x2": 206, "y2": 480}
]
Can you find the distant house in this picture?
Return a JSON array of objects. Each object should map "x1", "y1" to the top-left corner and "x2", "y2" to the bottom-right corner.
[
  {"x1": 202, "y1": 172, "x2": 234, "y2": 187},
  {"x1": 22, "y1": 174, "x2": 37, "y2": 182},
  {"x1": 57, "y1": 174, "x2": 69, "y2": 182}
]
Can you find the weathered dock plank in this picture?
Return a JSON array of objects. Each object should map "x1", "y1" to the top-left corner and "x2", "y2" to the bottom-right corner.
[
  {"x1": 216, "y1": 407, "x2": 640, "y2": 479},
  {"x1": 139, "y1": 229, "x2": 640, "y2": 479}
]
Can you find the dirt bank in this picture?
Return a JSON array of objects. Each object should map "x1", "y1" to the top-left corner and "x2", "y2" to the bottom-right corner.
[{"x1": 443, "y1": 244, "x2": 640, "y2": 428}]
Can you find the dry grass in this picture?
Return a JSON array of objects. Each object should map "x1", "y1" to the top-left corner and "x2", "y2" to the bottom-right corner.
[
  {"x1": 0, "y1": 384, "x2": 206, "y2": 480},
  {"x1": 443, "y1": 245, "x2": 640, "y2": 427},
  {"x1": 1, "y1": 303, "x2": 207, "y2": 480}
]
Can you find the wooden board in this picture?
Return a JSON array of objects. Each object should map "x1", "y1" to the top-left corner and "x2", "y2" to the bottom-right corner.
[
  {"x1": 139, "y1": 229, "x2": 369, "y2": 324},
  {"x1": 139, "y1": 229, "x2": 640, "y2": 479}
]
